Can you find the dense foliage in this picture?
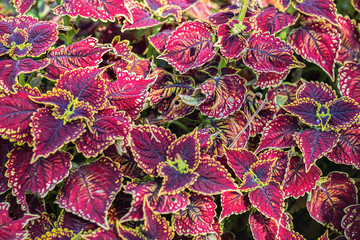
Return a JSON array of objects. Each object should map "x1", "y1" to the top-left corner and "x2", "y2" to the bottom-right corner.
[{"x1": 0, "y1": 0, "x2": 359, "y2": 239}]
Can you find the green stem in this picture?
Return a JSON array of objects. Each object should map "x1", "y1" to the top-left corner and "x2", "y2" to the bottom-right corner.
[
  {"x1": 237, "y1": 0, "x2": 250, "y2": 24},
  {"x1": 26, "y1": 72, "x2": 36, "y2": 84},
  {"x1": 18, "y1": 74, "x2": 25, "y2": 86},
  {"x1": 217, "y1": 56, "x2": 227, "y2": 76}
]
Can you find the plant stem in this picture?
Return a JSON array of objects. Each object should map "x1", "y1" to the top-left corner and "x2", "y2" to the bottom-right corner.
[{"x1": 237, "y1": 0, "x2": 250, "y2": 23}]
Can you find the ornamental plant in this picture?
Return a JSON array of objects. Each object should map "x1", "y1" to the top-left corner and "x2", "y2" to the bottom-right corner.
[{"x1": 0, "y1": 0, "x2": 360, "y2": 239}]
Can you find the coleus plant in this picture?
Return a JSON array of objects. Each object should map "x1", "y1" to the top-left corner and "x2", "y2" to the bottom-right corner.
[{"x1": 0, "y1": 0, "x2": 360, "y2": 239}]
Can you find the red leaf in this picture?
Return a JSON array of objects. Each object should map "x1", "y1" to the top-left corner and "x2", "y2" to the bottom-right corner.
[
  {"x1": 12, "y1": 0, "x2": 36, "y2": 14},
  {"x1": 45, "y1": 37, "x2": 109, "y2": 81},
  {"x1": 189, "y1": 157, "x2": 237, "y2": 195},
  {"x1": 254, "y1": 69, "x2": 289, "y2": 89},
  {"x1": 173, "y1": 194, "x2": 216, "y2": 235},
  {"x1": 0, "y1": 139, "x2": 13, "y2": 193},
  {"x1": 282, "y1": 98, "x2": 319, "y2": 127},
  {"x1": 256, "y1": 115, "x2": 301, "y2": 153},
  {"x1": 106, "y1": 70, "x2": 155, "y2": 119},
  {"x1": 326, "y1": 125, "x2": 360, "y2": 169},
  {"x1": 294, "y1": 128, "x2": 339, "y2": 171},
  {"x1": 249, "y1": 210, "x2": 278, "y2": 240},
  {"x1": 294, "y1": 0, "x2": 337, "y2": 24},
  {"x1": 0, "y1": 84, "x2": 40, "y2": 145},
  {"x1": 31, "y1": 108, "x2": 86, "y2": 162},
  {"x1": 220, "y1": 191, "x2": 250, "y2": 221},
  {"x1": 255, "y1": 7, "x2": 298, "y2": 34},
  {"x1": 282, "y1": 156, "x2": 321, "y2": 198},
  {"x1": 56, "y1": 157, "x2": 123, "y2": 229},
  {"x1": 342, "y1": 204, "x2": 360, "y2": 240},
  {"x1": 243, "y1": 32, "x2": 304, "y2": 73},
  {"x1": 0, "y1": 202, "x2": 38, "y2": 239},
  {"x1": 225, "y1": 148, "x2": 258, "y2": 179},
  {"x1": 327, "y1": 97, "x2": 360, "y2": 129},
  {"x1": 148, "y1": 29, "x2": 174, "y2": 53},
  {"x1": 339, "y1": 62, "x2": 360, "y2": 103},
  {"x1": 6, "y1": 145, "x2": 71, "y2": 211},
  {"x1": 56, "y1": 211, "x2": 98, "y2": 235},
  {"x1": 288, "y1": 20, "x2": 340, "y2": 80},
  {"x1": 53, "y1": 0, "x2": 132, "y2": 22},
  {"x1": 0, "y1": 58, "x2": 49, "y2": 93},
  {"x1": 258, "y1": 150, "x2": 288, "y2": 185},
  {"x1": 143, "y1": 199, "x2": 174, "y2": 240},
  {"x1": 159, "y1": 20, "x2": 216, "y2": 73},
  {"x1": 297, "y1": 81, "x2": 336, "y2": 105},
  {"x1": 122, "y1": 2, "x2": 161, "y2": 31},
  {"x1": 198, "y1": 74, "x2": 246, "y2": 119},
  {"x1": 130, "y1": 125, "x2": 175, "y2": 176},
  {"x1": 336, "y1": 16, "x2": 360, "y2": 64},
  {"x1": 307, "y1": 172, "x2": 357, "y2": 231},
  {"x1": 27, "y1": 21, "x2": 58, "y2": 57},
  {"x1": 249, "y1": 181, "x2": 284, "y2": 221},
  {"x1": 75, "y1": 107, "x2": 131, "y2": 157}
]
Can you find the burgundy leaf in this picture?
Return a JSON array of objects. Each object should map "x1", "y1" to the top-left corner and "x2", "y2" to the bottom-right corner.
[
  {"x1": 0, "y1": 58, "x2": 49, "y2": 93},
  {"x1": 307, "y1": 172, "x2": 357, "y2": 231},
  {"x1": 249, "y1": 210, "x2": 278, "y2": 240},
  {"x1": 256, "y1": 115, "x2": 301, "y2": 153},
  {"x1": 282, "y1": 156, "x2": 321, "y2": 198},
  {"x1": 225, "y1": 148, "x2": 258, "y2": 179},
  {"x1": 249, "y1": 181, "x2": 284, "y2": 221},
  {"x1": 296, "y1": 81, "x2": 336, "y2": 104},
  {"x1": 75, "y1": 107, "x2": 131, "y2": 157},
  {"x1": 106, "y1": 70, "x2": 155, "y2": 119},
  {"x1": 31, "y1": 108, "x2": 86, "y2": 162},
  {"x1": 326, "y1": 125, "x2": 360, "y2": 169},
  {"x1": 130, "y1": 125, "x2": 175, "y2": 176},
  {"x1": 255, "y1": 7, "x2": 298, "y2": 34},
  {"x1": 0, "y1": 84, "x2": 40, "y2": 145},
  {"x1": 27, "y1": 21, "x2": 58, "y2": 57},
  {"x1": 6, "y1": 145, "x2": 71, "y2": 211},
  {"x1": 148, "y1": 29, "x2": 174, "y2": 53},
  {"x1": 56, "y1": 157, "x2": 122, "y2": 229},
  {"x1": 243, "y1": 32, "x2": 304, "y2": 73},
  {"x1": 198, "y1": 74, "x2": 246, "y2": 119},
  {"x1": 294, "y1": 128, "x2": 339, "y2": 171},
  {"x1": 53, "y1": 0, "x2": 132, "y2": 22},
  {"x1": 282, "y1": 98, "x2": 319, "y2": 126},
  {"x1": 254, "y1": 69, "x2": 289, "y2": 89},
  {"x1": 12, "y1": 0, "x2": 36, "y2": 14},
  {"x1": 189, "y1": 157, "x2": 237, "y2": 195},
  {"x1": 0, "y1": 139, "x2": 13, "y2": 193},
  {"x1": 336, "y1": 16, "x2": 360, "y2": 63},
  {"x1": 122, "y1": 2, "x2": 161, "y2": 31},
  {"x1": 173, "y1": 194, "x2": 216, "y2": 235},
  {"x1": 294, "y1": 0, "x2": 337, "y2": 24},
  {"x1": 327, "y1": 97, "x2": 360, "y2": 130},
  {"x1": 288, "y1": 20, "x2": 340, "y2": 80},
  {"x1": 220, "y1": 191, "x2": 250, "y2": 221},
  {"x1": 56, "y1": 211, "x2": 98, "y2": 235},
  {"x1": 258, "y1": 150, "x2": 288, "y2": 185},
  {"x1": 27, "y1": 212, "x2": 56, "y2": 239},
  {"x1": 342, "y1": 204, "x2": 360, "y2": 240},
  {"x1": 159, "y1": 20, "x2": 216, "y2": 73},
  {"x1": 339, "y1": 62, "x2": 360, "y2": 103}
]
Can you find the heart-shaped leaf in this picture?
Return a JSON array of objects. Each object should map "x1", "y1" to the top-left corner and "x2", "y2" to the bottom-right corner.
[
  {"x1": 327, "y1": 97, "x2": 360, "y2": 130},
  {"x1": 255, "y1": 7, "x2": 298, "y2": 34},
  {"x1": 282, "y1": 98, "x2": 319, "y2": 126},
  {"x1": 220, "y1": 191, "x2": 250, "y2": 221},
  {"x1": 225, "y1": 148, "x2": 258, "y2": 179},
  {"x1": 307, "y1": 172, "x2": 357, "y2": 231},
  {"x1": 56, "y1": 157, "x2": 123, "y2": 229},
  {"x1": 27, "y1": 21, "x2": 58, "y2": 57},
  {"x1": 297, "y1": 81, "x2": 336, "y2": 105}
]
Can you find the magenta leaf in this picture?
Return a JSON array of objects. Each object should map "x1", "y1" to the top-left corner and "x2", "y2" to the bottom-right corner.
[
  {"x1": 56, "y1": 211, "x2": 98, "y2": 235},
  {"x1": 225, "y1": 148, "x2": 258, "y2": 179},
  {"x1": 56, "y1": 157, "x2": 122, "y2": 229},
  {"x1": 288, "y1": 21, "x2": 340, "y2": 80},
  {"x1": 159, "y1": 20, "x2": 216, "y2": 73},
  {"x1": 327, "y1": 97, "x2": 360, "y2": 130},
  {"x1": 0, "y1": 139, "x2": 13, "y2": 193},
  {"x1": 0, "y1": 84, "x2": 40, "y2": 145},
  {"x1": 336, "y1": 16, "x2": 360, "y2": 64},
  {"x1": 297, "y1": 81, "x2": 336, "y2": 105},
  {"x1": 130, "y1": 125, "x2": 175, "y2": 176},
  {"x1": 106, "y1": 70, "x2": 155, "y2": 119},
  {"x1": 258, "y1": 150, "x2": 288, "y2": 185},
  {"x1": 339, "y1": 62, "x2": 360, "y2": 103},
  {"x1": 189, "y1": 157, "x2": 237, "y2": 195},
  {"x1": 307, "y1": 172, "x2": 357, "y2": 231},
  {"x1": 294, "y1": 128, "x2": 339, "y2": 171},
  {"x1": 53, "y1": 0, "x2": 132, "y2": 22},
  {"x1": 254, "y1": 69, "x2": 289, "y2": 89},
  {"x1": 249, "y1": 210, "x2": 278, "y2": 240},
  {"x1": 282, "y1": 156, "x2": 321, "y2": 199},
  {"x1": 326, "y1": 125, "x2": 360, "y2": 169},
  {"x1": 243, "y1": 32, "x2": 304, "y2": 73},
  {"x1": 57, "y1": 67, "x2": 107, "y2": 110},
  {"x1": 294, "y1": 0, "x2": 337, "y2": 24},
  {"x1": 75, "y1": 107, "x2": 131, "y2": 157},
  {"x1": 122, "y1": 2, "x2": 161, "y2": 31},
  {"x1": 0, "y1": 202, "x2": 38, "y2": 240},
  {"x1": 197, "y1": 74, "x2": 246, "y2": 119},
  {"x1": 27, "y1": 21, "x2": 58, "y2": 57},
  {"x1": 220, "y1": 191, "x2": 250, "y2": 221},
  {"x1": 6, "y1": 145, "x2": 71, "y2": 211},
  {"x1": 45, "y1": 37, "x2": 109, "y2": 80},
  {"x1": 173, "y1": 194, "x2": 216, "y2": 235},
  {"x1": 12, "y1": 0, "x2": 36, "y2": 14},
  {"x1": 255, "y1": 7, "x2": 298, "y2": 34},
  {"x1": 148, "y1": 29, "x2": 174, "y2": 53},
  {"x1": 31, "y1": 108, "x2": 86, "y2": 162},
  {"x1": 256, "y1": 115, "x2": 301, "y2": 153},
  {"x1": 0, "y1": 58, "x2": 49, "y2": 93},
  {"x1": 342, "y1": 204, "x2": 360, "y2": 240},
  {"x1": 250, "y1": 181, "x2": 284, "y2": 221},
  {"x1": 282, "y1": 98, "x2": 319, "y2": 126},
  {"x1": 143, "y1": 199, "x2": 174, "y2": 240}
]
